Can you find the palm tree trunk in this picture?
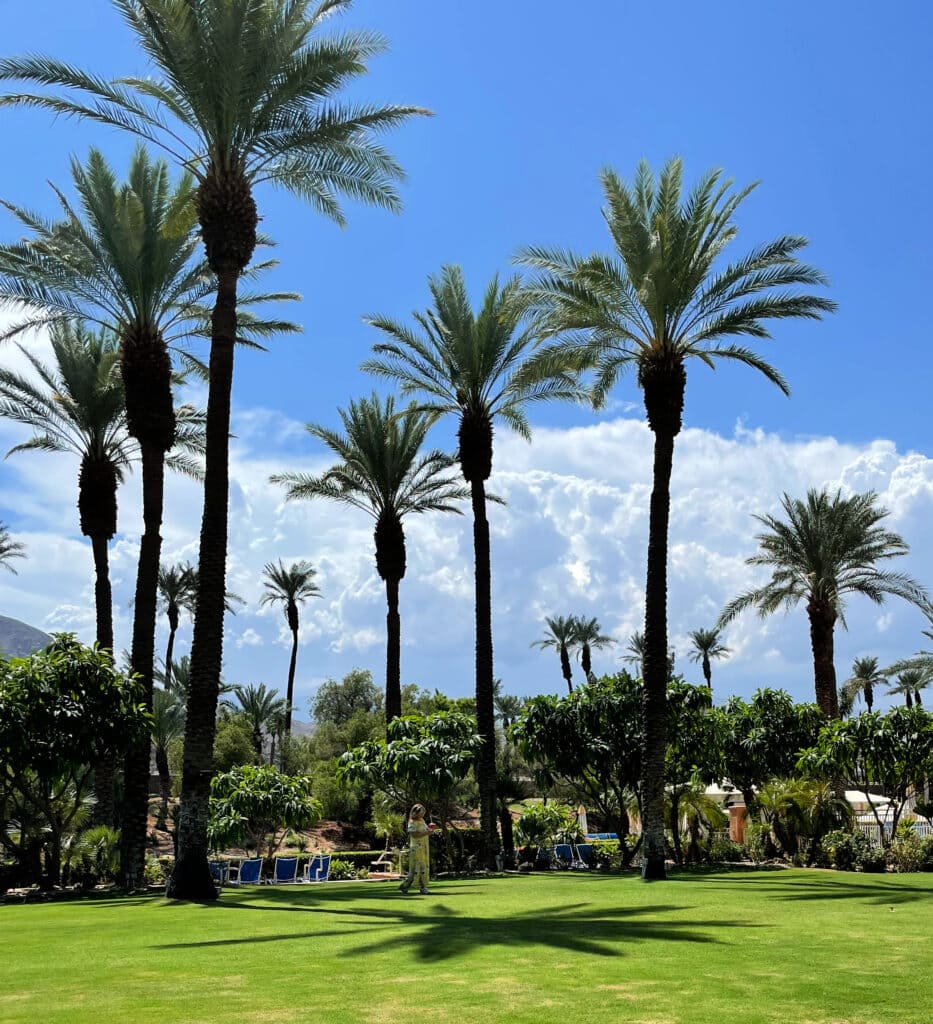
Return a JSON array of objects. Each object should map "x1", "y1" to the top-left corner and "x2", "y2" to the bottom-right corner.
[
  {"x1": 164, "y1": 606, "x2": 179, "y2": 690},
  {"x1": 560, "y1": 645, "x2": 574, "y2": 693},
  {"x1": 669, "y1": 790, "x2": 683, "y2": 865},
  {"x1": 641, "y1": 426, "x2": 676, "y2": 880},
  {"x1": 90, "y1": 533, "x2": 116, "y2": 827},
  {"x1": 702, "y1": 654, "x2": 712, "y2": 688},
  {"x1": 155, "y1": 744, "x2": 171, "y2": 828},
  {"x1": 121, "y1": 441, "x2": 166, "y2": 888},
  {"x1": 471, "y1": 477, "x2": 499, "y2": 869},
  {"x1": 385, "y1": 575, "x2": 402, "y2": 724},
  {"x1": 285, "y1": 623, "x2": 299, "y2": 741},
  {"x1": 166, "y1": 267, "x2": 238, "y2": 902},
  {"x1": 807, "y1": 603, "x2": 840, "y2": 718}
]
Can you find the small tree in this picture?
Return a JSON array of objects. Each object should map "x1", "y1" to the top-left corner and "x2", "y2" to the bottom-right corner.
[{"x1": 207, "y1": 764, "x2": 321, "y2": 859}]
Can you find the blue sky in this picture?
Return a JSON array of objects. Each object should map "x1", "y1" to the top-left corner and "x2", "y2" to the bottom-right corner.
[{"x1": 0, "y1": 1, "x2": 931, "y2": 714}]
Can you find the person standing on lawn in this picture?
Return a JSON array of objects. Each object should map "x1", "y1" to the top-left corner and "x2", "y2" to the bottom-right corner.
[{"x1": 399, "y1": 804, "x2": 436, "y2": 895}]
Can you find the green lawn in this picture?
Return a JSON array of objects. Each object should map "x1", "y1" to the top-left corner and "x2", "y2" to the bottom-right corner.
[{"x1": 2, "y1": 869, "x2": 931, "y2": 1024}]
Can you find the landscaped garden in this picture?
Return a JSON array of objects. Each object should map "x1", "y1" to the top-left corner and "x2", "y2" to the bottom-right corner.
[{"x1": 3, "y1": 871, "x2": 932, "y2": 1024}]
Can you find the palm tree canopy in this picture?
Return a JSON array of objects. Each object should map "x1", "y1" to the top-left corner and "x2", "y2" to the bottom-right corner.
[
  {"x1": 840, "y1": 656, "x2": 886, "y2": 702},
  {"x1": 259, "y1": 559, "x2": 321, "y2": 624},
  {"x1": 516, "y1": 158, "x2": 836, "y2": 408},
  {"x1": 0, "y1": 0, "x2": 425, "y2": 225},
  {"x1": 530, "y1": 615, "x2": 579, "y2": 653},
  {"x1": 571, "y1": 616, "x2": 614, "y2": 653},
  {"x1": 362, "y1": 266, "x2": 586, "y2": 448},
  {"x1": 0, "y1": 522, "x2": 25, "y2": 573},
  {"x1": 621, "y1": 630, "x2": 646, "y2": 668},
  {"x1": 157, "y1": 561, "x2": 198, "y2": 616},
  {"x1": 272, "y1": 392, "x2": 468, "y2": 519},
  {"x1": 886, "y1": 667, "x2": 933, "y2": 704},
  {"x1": 229, "y1": 681, "x2": 286, "y2": 726},
  {"x1": 686, "y1": 627, "x2": 730, "y2": 663},
  {"x1": 718, "y1": 488, "x2": 929, "y2": 629}
]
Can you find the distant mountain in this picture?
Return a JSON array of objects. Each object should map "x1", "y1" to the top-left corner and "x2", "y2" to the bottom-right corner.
[{"x1": 0, "y1": 615, "x2": 52, "y2": 659}]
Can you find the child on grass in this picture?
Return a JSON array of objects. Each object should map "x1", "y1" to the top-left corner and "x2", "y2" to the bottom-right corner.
[{"x1": 399, "y1": 803, "x2": 436, "y2": 895}]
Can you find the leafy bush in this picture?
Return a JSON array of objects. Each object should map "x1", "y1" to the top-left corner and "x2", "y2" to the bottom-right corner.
[
  {"x1": 708, "y1": 834, "x2": 745, "y2": 863},
  {"x1": 590, "y1": 839, "x2": 624, "y2": 871},
  {"x1": 856, "y1": 845, "x2": 887, "y2": 873},
  {"x1": 889, "y1": 836, "x2": 926, "y2": 873},
  {"x1": 515, "y1": 804, "x2": 569, "y2": 846},
  {"x1": 144, "y1": 855, "x2": 165, "y2": 885},
  {"x1": 327, "y1": 857, "x2": 359, "y2": 881},
  {"x1": 920, "y1": 836, "x2": 933, "y2": 872},
  {"x1": 744, "y1": 823, "x2": 773, "y2": 863},
  {"x1": 822, "y1": 829, "x2": 876, "y2": 871}
]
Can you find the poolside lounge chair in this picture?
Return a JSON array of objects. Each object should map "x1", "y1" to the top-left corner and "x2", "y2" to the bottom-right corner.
[
  {"x1": 271, "y1": 856, "x2": 299, "y2": 884},
  {"x1": 208, "y1": 860, "x2": 228, "y2": 888},
  {"x1": 552, "y1": 844, "x2": 574, "y2": 869},
  {"x1": 303, "y1": 854, "x2": 331, "y2": 883},
  {"x1": 575, "y1": 843, "x2": 593, "y2": 867},
  {"x1": 227, "y1": 856, "x2": 263, "y2": 886}
]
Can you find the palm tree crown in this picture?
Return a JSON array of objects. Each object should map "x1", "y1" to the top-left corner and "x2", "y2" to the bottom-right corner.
[
  {"x1": 718, "y1": 488, "x2": 928, "y2": 718},
  {"x1": 0, "y1": 522, "x2": 26, "y2": 574},
  {"x1": 840, "y1": 655, "x2": 886, "y2": 714},
  {"x1": 686, "y1": 627, "x2": 730, "y2": 688},
  {"x1": 571, "y1": 616, "x2": 614, "y2": 679},
  {"x1": 272, "y1": 393, "x2": 466, "y2": 722},
  {"x1": 886, "y1": 667, "x2": 932, "y2": 709},
  {"x1": 363, "y1": 264, "x2": 585, "y2": 867},
  {"x1": 259, "y1": 559, "x2": 321, "y2": 742},
  {"x1": 517, "y1": 158, "x2": 835, "y2": 881}
]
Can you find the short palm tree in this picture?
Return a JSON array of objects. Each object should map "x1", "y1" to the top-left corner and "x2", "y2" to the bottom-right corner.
[
  {"x1": 0, "y1": 0, "x2": 424, "y2": 900},
  {"x1": 494, "y1": 692, "x2": 524, "y2": 730},
  {"x1": 840, "y1": 655, "x2": 886, "y2": 714},
  {"x1": 686, "y1": 627, "x2": 730, "y2": 689},
  {"x1": 531, "y1": 615, "x2": 579, "y2": 693},
  {"x1": 151, "y1": 687, "x2": 185, "y2": 826},
  {"x1": 0, "y1": 523, "x2": 25, "y2": 573},
  {"x1": 718, "y1": 488, "x2": 928, "y2": 718},
  {"x1": 363, "y1": 265, "x2": 584, "y2": 867},
  {"x1": 157, "y1": 562, "x2": 198, "y2": 690},
  {"x1": 572, "y1": 616, "x2": 614, "y2": 680},
  {"x1": 622, "y1": 630, "x2": 673, "y2": 679},
  {"x1": 0, "y1": 324, "x2": 133, "y2": 655},
  {"x1": 228, "y1": 683, "x2": 287, "y2": 761},
  {"x1": 259, "y1": 560, "x2": 321, "y2": 742},
  {"x1": 272, "y1": 393, "x2": 466, "y2": 723},
  {"x1": 518, "y1": 159, "x2": 835, "y2": 878},
  {"x1": 886, "y1": 667, "x2": 932, "y2": 708}
]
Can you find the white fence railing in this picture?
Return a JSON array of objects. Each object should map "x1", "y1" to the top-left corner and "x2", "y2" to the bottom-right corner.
[{"x1": 856, "y1": 821, "x2": 933, "y2": 847}]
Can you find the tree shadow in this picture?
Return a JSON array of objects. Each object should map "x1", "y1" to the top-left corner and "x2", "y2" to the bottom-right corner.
[
  {"x1": 152, "y1": 886, "x2": 762, "y2": 960},
  {"x1": 683, "y1": 871, "x2": 933, "y2": 907}
]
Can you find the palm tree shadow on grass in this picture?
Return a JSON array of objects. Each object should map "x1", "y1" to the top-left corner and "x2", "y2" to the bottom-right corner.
[
  {"x1": 686, "y1": 874, "x2": 932, "y2": 907},
  {"x1": 153, "y1": 890, "x2": 762, "y2": 960}
]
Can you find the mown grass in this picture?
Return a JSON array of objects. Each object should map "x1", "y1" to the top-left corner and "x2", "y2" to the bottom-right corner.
[{"x1": 2, "y1": 868, "x2": 931, "y2": 1024}]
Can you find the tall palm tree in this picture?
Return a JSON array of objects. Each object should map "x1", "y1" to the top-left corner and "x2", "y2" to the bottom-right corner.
[
  {"x1": 273, "y1": 394, "x2": 466, "y2": 722},
  {"x1": 686, "y1": 627, "x2": 730, "y2": 689},
  {"x1": 840, "y1": 655, "x2": 886, "y2": 714},
  {"x1": 886, "y1": 667, "x2": 932, "y2": 708},
  {"x1": 0, "y1": 523, "x2": 25, "y2": 573},
  {"x1": 718, "y1": 489, "x2": 928, "y2": 719},
  {"x1": 228, "y1": 683, "x2": 287, "y2": 762},
  {"x1": 0, "y1": 0, "x2": 424, "y2": 901},
  {"x1": 259, "y1": 560, "x2": 321, "y2": 742},
  {"x1": 151, "y1": 687, "x2": 185, "y2": 826},
  {"x1": 494, "y1": 692, "x2": 523, "y2": 730},
  {"x1": 622, "y1": 630, "x2": 648, "y2": 677},
  {"x1": 572, "y1": 616, "x2": 614, "y2": 680},
  {"x1": 363, "y1": 266, "x2": 583, "y2": 867},
  {"x1": 157, "y1": 562, "x2": 197, "y2": 690},
  {"x1": 518, "y1": 159, "x2": 835, "y2": 879},
  {"x1": 0, "y1": 325, "x2": 134, "y2": 655},
  {"x1": 531, "y1": 615, "x2": 578, "y2": 693}
]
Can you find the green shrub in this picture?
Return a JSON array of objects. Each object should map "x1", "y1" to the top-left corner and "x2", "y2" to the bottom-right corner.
[
  {"x1": 744, "y1": 824, "x2": 773, "y2": 863},
  {"x1": 855, "y1": 845, "x2": 887, "y2": 873},
  {"x1": 889, "y1": 836, "x2": 925, "y2": 873},
  {"x1": 920, "y1": 836, "x2": 933, "y2": 872},
  {"x1": 590, "y1": 839, "x2": 623, "y2": 871},
  {"x1": 822, "y1": 829, "x2": 872, "y2": 871},
  {"x1": 144, "y1": 855, "x2": 165, "y2": 885},
  {"x1": 708, "y1": 834, "x2": 745, "y2": 863},
  {"x1": 327, "y1": 857, "x2": 359, "y2": 881}
]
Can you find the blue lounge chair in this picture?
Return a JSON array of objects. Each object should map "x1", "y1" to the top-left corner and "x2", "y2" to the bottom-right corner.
[
  {"x1": 228, "y1": 856, "x2": 263, "y2": 885},
  {"x1": 208, "y1": 860, "x2": 228, "y2": 888},
  {"x1": 575, "y1": 843, "x2": 593, "y2": 867},
  {"x1": 271, "y1": 856, "x2": 299, "y2": 884},
  {"x1": 304, "y1": 854, "x2": 331, "y2": 883},
  {"x1": 552, "y1": 844, "x2": 574, "y2": 869}
]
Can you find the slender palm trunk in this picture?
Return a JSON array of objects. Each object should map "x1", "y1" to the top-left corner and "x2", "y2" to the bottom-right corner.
[
  {"x1": 385, "y1": 576, "x2": 402, "y2": 723},
  {"x1": 166, "y1": 267, "x2": 238, "y2": 902},
  {"x1": 121, "y1": 441, "x2": 165, "y2": 887},
  {"x1": 807, "y1": 601, "x2": 839, "y2": 718},
  {"x1": 164, "y1": 605, "x2": 180, "y2": 690},
  {"x1": 560, "y1": 645, "x2": 574, "y2": 693},
  {"x1": 702, "y1": 654, "x2": 712, "y2": 688},
  {"x1": 864, "y1": 684, "x2": 873, "y2": 712},
  {"x1": 471, "y1": 478, "x2": 498, "y2": 869},
  {"x1": 90, "y1": 532, "x2": 116, "y2": 827},
  {"x1": 669, "y1": 790, "x2": 683, "y2": 864},
  {"x1": 155, "y1": 744, "x2": 171, "y2": 827},
  {"x1": 285, "y1": 622, "x2": 299, "y2": 741},
  {"x1": 581, "y1": 644, "x2": 592, "y2": 679}
]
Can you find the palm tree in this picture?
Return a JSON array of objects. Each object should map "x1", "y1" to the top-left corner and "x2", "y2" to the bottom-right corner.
[
  {"x1": 531, "y1": 615, "x2": 579, "y2": 693},
  {"x1": 228, "y1": 683, "x2": 287, "y2": 762},
  {"x1": 886, "y1": 667, "x2": 932, "y2": 708},
  {"x1": 718, "y1": 489, "x2": 928, "y2": 719},
  {"x1": 273, "y1": 394, "x2": 465, "y2": 724},
  {"x1": 0, "y1": 0, "x2": 424, "y2": 900},
  {"x1": 622, "y1": 630, "x2": 647, "y2": 677},
  {"x1": 259, "y1": 560, "x2": 321, "y2": 742},
  {"x1": 572, "y1": 616, "x2": 614, "y2": 680},
  {"x1": 518, "y1": 159, "x2": 835, "y2": 879},
  {"x1": 151, "y1": 687, "x2": 185, "y2": 826},
  {"x1": 157, "y1": 562, "x2": 197, "y2": 690},
  {"x1": 363, "y1": 266, "x2": 584, "y2": 867},
  {"x1": 0, "y1": 325, "x2": 134, "y2": 655},
  {"x1": 840, "y1": 655, "x2": 886, "y2": 714},
  {"x1": 0, "y1": 523, "x2": 25, "y2": 573},
  {"x1": 494, "y1": 692, "x2": 523, "y2": 730},
  {"x1": 686, "y1": 627, "x2": 730, "y2": 689}
]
